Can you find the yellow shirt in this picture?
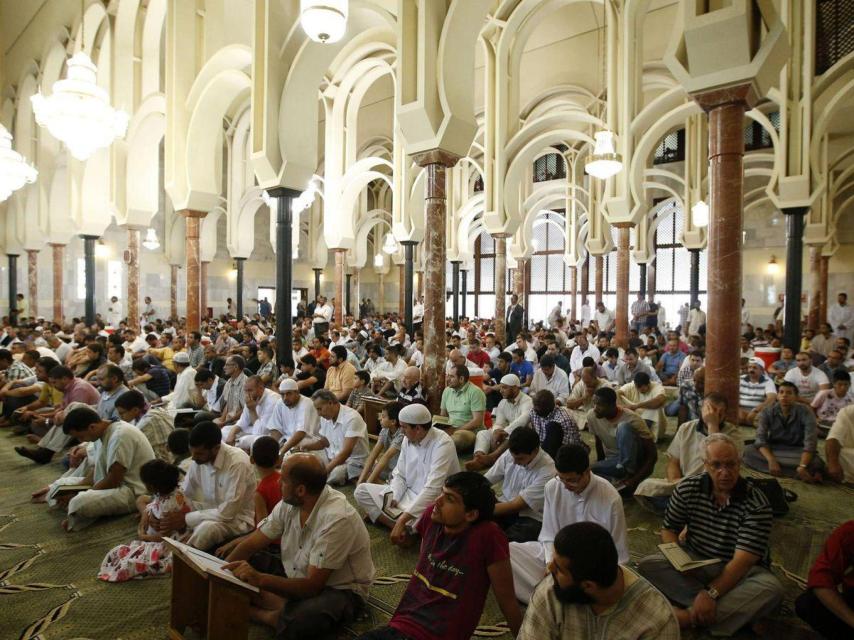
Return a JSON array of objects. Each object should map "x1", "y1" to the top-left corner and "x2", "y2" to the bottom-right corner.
[{"x1": 149, "y1": 347, "x2": 175, "y2": 372}]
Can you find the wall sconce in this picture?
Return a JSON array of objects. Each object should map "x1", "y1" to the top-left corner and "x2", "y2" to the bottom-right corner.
[
  {"x1": 227, "y1": 262, "x2": 238, "y2": 280},
  {"x1": 766, "y1": 255, "x2": 780, "y2": 275}
]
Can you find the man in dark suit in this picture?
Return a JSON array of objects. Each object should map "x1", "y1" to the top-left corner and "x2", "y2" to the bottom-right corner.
[{"x1": 507, "y1": 294, "x2": 525, "y2": 344}]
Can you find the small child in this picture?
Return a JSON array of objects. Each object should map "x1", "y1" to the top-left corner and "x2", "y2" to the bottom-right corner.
[
  {"x1": 167, "y1": 428, "x2": 191, "y2": 472},
  {"x1": 98, "y1": 459, "x2": 191, "y2": 582},
  {"x1": 347, "y1": 370, "x2": 372, "y2": 413},
  {"x1": 251, "y1": 436, "x2": 282, "y2": 522},
  {"x1": 357, "y1": 401, "x2": 404, "y2": 485},
  {"x1": 638, "y1": 345, "x2": 654, "y2": 368}
]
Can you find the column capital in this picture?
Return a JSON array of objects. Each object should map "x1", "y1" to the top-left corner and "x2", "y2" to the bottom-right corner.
[
  {"x1": 400, "y1": 240, "x2": 418, "y2": 247},
  {"x1": 266, "y1": 187, "x2": 302, "y2": 199},
  {"x1": 178, "y1": 209, "x2": 208, "y2": 219},
  {"x1": 781, "y1": 206, "x2": 809, "y2": 217},
  {"x1": 79, "y1": 234, "x2": 100, "y2": 240},
  {"x1": 691, "y1": 83, "x2": 758, "y2": 113},
  {"x1": 611, "y1": 222, "x2": 634, "y2": 230},
  {"x1": 411, "y1": 149, "x2": 461, "y2": 168}
]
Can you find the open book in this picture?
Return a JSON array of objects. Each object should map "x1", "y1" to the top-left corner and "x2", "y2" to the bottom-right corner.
[
  {"x1": 658, "y1": 543, "x2": 721, "y2": 572},
  {"x1": 382, "y1": 492, "x2": 404, "y2": 520},
  {"x1": 163, "y1": 538, "x2": 260, "y2": 593},
  {"x1": 52, "y1": 483, "x2": 91, "y2": 494},
  {"x1": 431, "y1": 415, "x2": 452, "y2": 428}
]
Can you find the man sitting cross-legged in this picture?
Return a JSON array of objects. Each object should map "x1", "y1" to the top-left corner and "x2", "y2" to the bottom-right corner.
[
  {"x1": 827, "y1": 404, "x2": 854, "y2": 484},
  {"x1": 354, "y1": 403, "x2": 459, "y2": 545},
  {"x1": 485, "y1": 426, "x2": 556, "y2": 543},
  {"x1": 510, "y1": 444, "x2": 628, "y2": 603},
  {"x1": 439, "y1": 364, "x2": 487, "y2": 453},
  {"x1": 272, "y1": 378, "x2": 321, "y2": 456},
  {"x1": 56, "y1": 405, "x2": 155, "y2": 531},
  {"x1": 156, "y1": 421, "x2": 255, "y2": 550},
  {"x1": 635, "y1": 392, "x2": 743, "y2": 514},
  {"x1": 466, "y1": 373, "x2": 533, "y2": 471},
  {"x1": 517, "y1": 522, "x2": 680, "y2": 640},
  {"x1": 357, "y1": 472, "x2": 522, "y2": 640},
  {"x1": 224, "y1": 454, "x2": 375, "y2": 640},
  {"x1": 502, "y1": 389, "x2": 586, "y2": 460},
  {"x1": 224, "y1": 375, "x2": 282, "y2": 451},
  {"x1": 637, "y1": 433, "x2": 784, "y2": 637}
]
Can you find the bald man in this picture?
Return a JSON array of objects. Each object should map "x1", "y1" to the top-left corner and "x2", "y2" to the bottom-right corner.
[{"x1": 397, "y1": 366, "x2": 427, "y2": 405}]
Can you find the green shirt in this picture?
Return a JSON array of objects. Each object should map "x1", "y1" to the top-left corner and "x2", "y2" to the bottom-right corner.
[{"x1": 440, "y1": 382, "x2": 486, "y2": 427}]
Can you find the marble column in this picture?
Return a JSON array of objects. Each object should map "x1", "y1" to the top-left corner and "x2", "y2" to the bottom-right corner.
[
  {"x1": 807, "y1": 245, "x2": 821, "y2": 331},
  {"x1": 581, "y1": 255, "x2": 590, "y2": 306},
  {"x1": 7, "y1": 254, "x2": 18, "y2": 325},
  {"x1": 50, "y1": 244, "x2": 64, "y2": 324},
  {"x1": 200, "y1": 261, "x2": 209, "y2": 322},
  {"x1": 235, "y1": 257, "x2": 246, "y2": 319},
  {"x1": 170, "y1": 265, "x2": 179, "y2": 320},
  {"x1": 26, "y1": 249, "x2": 38, "y2": 320},
  {"x1": 413, "y1": 149, "x2": 460, "y2": 414},
  {"x1": 451, "y1": 261, "x2": 461, "y2": 324},
  {"x1": 269, "y1": 187, "x2": 300, "y2": 370},
  {"x1": 819, "y1": 256, "x2": 829, "y2": 324},
  {"x1": 783, "y1": 207, "x2": 807, "y2": 351},
  {"x1": 689, "y1": 249, "x2": 701, "y2": 307},
  {"x1": 614, "y1": 226, "x2": 631, "y2": 348},
  {"x1": 81, "y1": 235, "x2": 97, "y2": 326},
  {"x1": 378, "y1": 272, "x2": 385, "y2": 316},
  {"x1": 513, "y1": 259, "x2": 527, "y2": 297},
  {"x1": 569, "y1": 265, "x2": 578, "y2": 322},
  {"x1": 647, "y1": 260, "x2": 657, "y2": 303},
  {"x1": 403, "y1": 242, "x2": 416, "y2": 336},
  {"x1": 313, "y1": 268, "x2": 322, "y2": 300},
  {"x1": 460, "y1": 269, "x2": 468, "y2": 319},
  {"x1": 594, "y1": 255, "x2": 604, "y2": 305},
  {"x1": 416, "y1": 271, "x2": 424, "y2": 300},
  {"x1": 345, "y1": 273, "x2": 352, "y2": 321},
  {"x1": 334, "y1": 249, "x2": 346, "y2": 326},
  {"x1": 639, "y1": 263, "x2": 647, "y2": 299},
  {"x1": 398, "y1": 264, "x2": 405, "y2": 317},
  {"x1": 126, "y1": 228, "x2": 140, "y2": 332},
  {"x1": 180, "y1": 210, "x2": 206, "y2": 332},
  {"x1": 494, "y1": 236, "x2": 508, "y2": 345},
  {"x1": 694, "y1": 85, "x2": 755, "y2": 422}
]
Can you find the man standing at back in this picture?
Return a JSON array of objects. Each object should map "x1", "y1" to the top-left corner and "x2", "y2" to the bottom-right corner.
[{"x1": 507, "y1": 294, "x2": 525, "y2": 344}]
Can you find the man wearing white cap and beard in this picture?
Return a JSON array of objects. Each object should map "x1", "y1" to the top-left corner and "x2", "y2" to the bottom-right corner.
[
  {"x1": 354, "y1": 403, "x2": 460, "y2": 546},
  {"x1": 271, "y1": 378, "x2": 321, "y2": 456},
  {"x1": 466, "y1": 374, "x2": 533, "y2": 471}
]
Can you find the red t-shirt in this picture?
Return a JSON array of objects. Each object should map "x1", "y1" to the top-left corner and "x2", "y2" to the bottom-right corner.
[
  {"x1": 389, "y1": 505, "x2": 509, "y2": 640},
  {"x1": 467, "y1": 350, "x2": 492, "y2": 370},
  {"x1": 255, "y1": 471, "x2": 282, "y2": 522},
  {"x1": 807, "y1": 520, "x2": 854, "y2": 598}
]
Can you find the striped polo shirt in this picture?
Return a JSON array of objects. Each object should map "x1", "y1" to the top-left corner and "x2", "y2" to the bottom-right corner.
[
  {"x1": 738, "y1": 374, "x2": 776, "y2": 409},
  {"x1": 664, "y1": 473, "x2": 772, "y2": 565}
]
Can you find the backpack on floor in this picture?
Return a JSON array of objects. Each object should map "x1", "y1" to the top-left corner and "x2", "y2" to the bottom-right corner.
[{"x1": 748, "y1": 478, "x2": 797, "y2": 517}]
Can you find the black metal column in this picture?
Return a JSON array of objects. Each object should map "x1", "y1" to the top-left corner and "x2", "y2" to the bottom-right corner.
[
  {"x1": 270, "y1": 187, "x2": 301, "y2": 371},
  {"x1": 461, "y1": 268, "x2": 468, "y2": 319},
  {"x1": 451, "y1": 261, "x2": 460, "y2": 324},
  {"x1": 7, "y1": 254, "x2": 18, "y2": 326},
  {"x1": 639, "y1": 263, "x2": 647, "y2": 299},
  {"x1": 689, "y1": 249, "x2": 700, "y2": 307},
  {"x1": 82, "y1": 235, "x2": 97, "y2": 326},
  {"x1": 345, "y1": 273, "x2": 352, "y2": 319},
  {"x1": 313, "y1": 268, "x2": 322, "y2": 300},
  {"x1": 402, "y1": 241, "x2": 416, "y2": 337},
  {"x1": 783, "y1": 207, "x2": 808, "y2": 351},
  {"x1": 235, "y1": 257, "x2": 245, "y2": 318}
]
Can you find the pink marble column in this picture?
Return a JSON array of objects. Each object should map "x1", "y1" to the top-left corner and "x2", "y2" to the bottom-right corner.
[
  {"x1": 569, "y1": 265, "x2": 578, "y2": 322},
  {"x1": 334, "y1": 249, "x2": 346, "y2": 326},
  {"x1": 170, "y1": 264, "x2": 179, "y2": 321},
  {"x1": 819, "y1": 256, "x2": 829, "y2": 324},
  {"x1": 200, "y1": 261, "x2": 209, "y2": 321},
  {"x1": 494, "y1": 236, "x2": 508, "y2": 345},
  {"x1": 49, "y1": 243, "x2": 64, "y2": 324},
  {"x1": 413, "y1": 149, "x2": 460, "y2": 414},
  {"x1": 416, "y1": 271, "x2": 424, "y2": 299},
  {"x1": 580, "y1": 255, "x2": 590, "y2": 306},
  {"x1": 26, "y1": 249, "x2": 38, "y2": 319},
  {"x1": 126, "y1": 228, "x2": 140, "y2": 332},
  {"x1": 595, "y1": 255, "x2": 604, "y2": 305},
  {"x1": 514, "y1": 258, "x2": 527, "y2": 297},
  {"x1": 398, "y1": 264, "x2": 405, "y2": 317},
  {"x1": 378, "y1": 272, "x2": 385, "y2": 315},
  {"x1": 614, "y1": 226, "x2": 631, "y2": 348},
  {"x1": 694, "y1": 85, "x2": 755, "y2": 423},
  {"x1": 180, "y1": 210, "x2": 207, "y2": 331},
  {"x1": 808, "y1": 246, "x2": 821, "y2": 331}
]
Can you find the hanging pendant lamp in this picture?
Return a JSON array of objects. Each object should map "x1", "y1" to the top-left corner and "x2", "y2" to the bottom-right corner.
[
  {"x1": 300, "y1": 0, "x2": 349, "y2": 44},
  {"x1": 0, "y1": 125, "x2": 38, "y2": 202}
]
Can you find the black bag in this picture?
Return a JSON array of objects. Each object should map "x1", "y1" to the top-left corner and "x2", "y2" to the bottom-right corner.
[{"x1": 748, "y1": 478, "x2": 797, "y2": 517}]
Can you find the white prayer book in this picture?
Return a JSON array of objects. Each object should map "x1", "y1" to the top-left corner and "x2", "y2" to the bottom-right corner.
[
  {"x1": 658, "y1": 542, "x2": 721, "y2": 572},
  {"x1": 163, "y1": 538, "x2": 260, "y2": 593}
]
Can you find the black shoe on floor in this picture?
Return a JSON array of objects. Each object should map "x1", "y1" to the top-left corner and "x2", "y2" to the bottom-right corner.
[{"x1": 14, "y1": 446, "x2": 53, "y2": 464}]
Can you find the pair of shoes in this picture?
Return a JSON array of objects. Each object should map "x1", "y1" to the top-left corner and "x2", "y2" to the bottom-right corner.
[{"x1": 14, "y1": 446, "x2": 53, "y2": 464}]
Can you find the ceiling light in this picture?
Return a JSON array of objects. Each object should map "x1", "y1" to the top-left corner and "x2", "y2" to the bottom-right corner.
[
  {"x1": 300, "y1": 0, "x2": 348, "y2": 44},
  {"x1": 382, "y1": 232, "x2": 398, "y2": 254},
  {"x1": 691, "y1": 200, "x2": 709, "y2": 227},
  {"x1": 0, "y1": 125, "x2": 37, "y2": 202},
  {"x1": 766, "y1": 255, "x2": 780, "y2": 275},
  {"x1": 95, "y1": 240, "x2": 110, "y2": 258},
  {"x1": 142, "y1": 228, "x2": 160, "y2": 251},
  {"x1": 584, "y1": 130, "x2": 623, "y2": 179},
  {"x1": 374, "y1": 254, "x2": 383, "y2": 268}
]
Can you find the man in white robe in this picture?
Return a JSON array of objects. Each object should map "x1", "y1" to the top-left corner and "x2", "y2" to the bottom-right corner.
[
  {"x1": 272, "y1": 378, "x2": 321, "y2": 455},
  {"x1": 510, "y1": 443, "x2": 628, "y2": 602},
  {"x1": 224, "y1": 375, "x2": 281, "y2": 450},
  {"x1": 354, "y1": 403, "x2": 460, "y2": 544},
  {"x1": 162, "y1": 351, "x2": 197, "y2": 410},
  {"x1": 828, "y1": 292, "x2": 854, "y2": 342}
]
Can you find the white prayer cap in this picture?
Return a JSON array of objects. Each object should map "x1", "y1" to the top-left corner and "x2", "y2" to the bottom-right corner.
[
  {"x1": 279, "y1": 378, "x2": 299, "y2": 392},
  {"x1": 399, "y1": 403, "x2": 432, "y2": 425},
  {"x1": 500, "y1": 374, "x2": 521, "y2": 387},
  {"x1": 173, "y1": 352, "x2": 190, "y2": 364},
  {"x1": 749, "y1": 357, "x2": 766, "y2": 369}
]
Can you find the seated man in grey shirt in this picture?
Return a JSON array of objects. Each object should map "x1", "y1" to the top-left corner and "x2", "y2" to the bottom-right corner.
[{"x1": 224, "y1": 454, "x2": 375, "y2": 640}]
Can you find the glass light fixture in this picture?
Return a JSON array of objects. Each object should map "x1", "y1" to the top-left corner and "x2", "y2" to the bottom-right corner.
[
  {"x1": 300, "y1": 0, "x2": 348, "y2": 44},
  {"x1": 373, "y1": 254, "x2": 383, "y2": 268},
  {"x1": 95, "y1": 239, "x2": 110, "y2": 258},
  {"x1": 142, "y1": 228, "x2": 160, "y2": 250},
  {"x1": 766, "y1": 255, "x2": 780, "y2": 275},
  {"x1": 691, "y1": 200, "x2": 709, "y2": 228},
  {"x1": 31, "y1": 51, "x2": 129, "y2": 161},
  {"x1": 382, "y1": 232, "x2": 398, "y2": 254},
  {"x1": 0, "y1": 125, "x2": 37, "y2": 202},
  {"x1": 584, "y1": 130, "x2": 623, "y2": 179}
]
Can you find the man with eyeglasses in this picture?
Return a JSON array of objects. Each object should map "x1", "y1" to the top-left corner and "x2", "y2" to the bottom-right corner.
[{"x1": 637, "y1": 433, "x2": 784, "y2": 636}]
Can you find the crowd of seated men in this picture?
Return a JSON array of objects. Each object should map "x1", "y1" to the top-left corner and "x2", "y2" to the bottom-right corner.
[{"x1": 1, "y1": 290, "x2": 852, "y2": 639}]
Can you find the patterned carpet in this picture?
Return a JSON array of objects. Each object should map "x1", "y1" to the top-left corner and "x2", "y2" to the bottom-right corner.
[{"x1": 1, "y1": 420, "x2": 849, "y2": 639}]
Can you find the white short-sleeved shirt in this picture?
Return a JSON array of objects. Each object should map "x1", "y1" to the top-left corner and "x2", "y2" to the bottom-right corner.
[
  {"x1": 812, "y1": 388, "x2": 854, "y2": 424},
  {"x1": 784, "y1": 366, "x2": 829, "y2": 401},
  {"x1": 485, "y1": 448, "x2": 556, "y2": 520},
  {"x1": 235, "y1": 388, "x2": 281, "y2": 436},
  {"x1": 91, "y1": 421, "x2": 156, "y2": 496},
  {"x1": 495, "y1": 392, "x2": 534, "y2": 428},
  {"x1": 828, "y1": 405, "x2": 854, "y2": 449},
  {"x1": 272, "y1": 394, "x2": 320, "y2": 440},
  {"x1": 666, "y1": 419, "x2": 744, "y2": 477},
  {"x1": 258, "y1": 485, "x2": 375, "y2": 600},
  {"x1": 319, "y1": 404, "x2": 370, "y2": 471},
  {"x1": 738, "y1": 375, "x2": 777, "y2": 409}
]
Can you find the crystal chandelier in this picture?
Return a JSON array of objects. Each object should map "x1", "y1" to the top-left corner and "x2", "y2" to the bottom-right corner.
[
  {"x1": 691, "y1": 200, "x2": 709, "y2": 227},
  {"x1": 31, "y1": 50, "x2": 129, "y2": 161},
  {"x1": 585, "y1": 130, "x2": 623, "y2": 179},
  {"x1": 382, "y1": 232, "x2": 398, "y2": 254},
  {"x1": 142, "y1": 228, "x2": 160, "y2": 250},
  {"x1": 0, "y1": 125, "x2": 38, "y2": 202},
  {"x1": 300, "y1": 0, "x2": 349, "y2": 43}
]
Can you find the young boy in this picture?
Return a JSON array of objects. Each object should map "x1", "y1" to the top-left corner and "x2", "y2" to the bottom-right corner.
[
  {"x1": 347, "y1": 370, "x2": 372, "y2": 414},
  {"x1": 357, "y1": 401, "x2": 404, "y2": 485},
  {"x1": 251, "y1": 436, "x2": 282, "y2": 522}
]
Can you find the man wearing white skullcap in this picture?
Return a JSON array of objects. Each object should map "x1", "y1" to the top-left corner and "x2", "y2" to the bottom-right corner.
[
  {"x1": 466, "y1": 373, "x2": 533, "y2": 471},
  {"x1": 270, "y1": 378, "x2": 321, "y2": 456},
  {"x1": 354, "y1": 402, "x2": 460, "y2": 546}
]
